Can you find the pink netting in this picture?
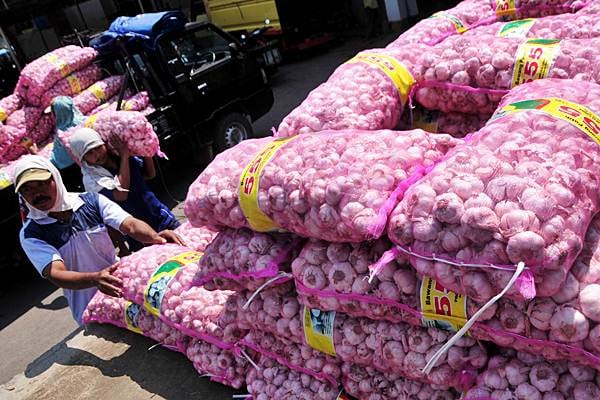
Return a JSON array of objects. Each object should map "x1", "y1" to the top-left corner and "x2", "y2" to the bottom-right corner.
[
  {"x1": 276, "y1": 47, "x2": 424, "y2": 136},
  {"x1": 0, "y1": 94, "x2": 22, "y2": 122},
  {"x1": 388, "y1": 79, "x2": 600, "y2": 302},
  {"x1": 413, "y1": 36, "x2": 600, "y2": 115},
  {"x1": 173, "y1": 221, "x2": 216, "y2": 252},
  {"x1": 192, "y1": 228, "x2": 299, "y2": 291},
  {"x1": 15, "y1": 46, "x2": 97, "y2": 106},
  {"x1": 342, "y1": 362, "x2": 459, "y2": 400},
  {"x1": 89, "y1": 91, "x2": 151, "y2": 115},
  {"x1": 39, "y1": 64, "x2": 102, "y2": 109},
  {"x1": 60, "y1": 109, "x2": 162, "y2": 159},
  {"x1": 398, "y1": 107, "x2": 488, "y2": 138},
  {"x1": 245, "y1": 355, "x2": 340, "y2": 400},
  {"x1": 73, "y1": 76, "x2": 123, "y2": 115},
  {"x1": 463, "y1": 350, "x2": 600, "y2": 399},
  {"x1": 184, "y1": 129, "x2": 460, "y2": 243},
  {"x1": 236, "y1": 286, "x2": 486, "y2": 390},
  {"x1": 186, "y1": 338, "x2": 249, "y2": 389}
]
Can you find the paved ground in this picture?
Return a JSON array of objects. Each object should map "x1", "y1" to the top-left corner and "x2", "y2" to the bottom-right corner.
[{"x1": 0, "y1": 31, "x2": 398, "y2": 400}]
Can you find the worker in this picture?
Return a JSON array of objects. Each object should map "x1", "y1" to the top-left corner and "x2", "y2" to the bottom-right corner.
[
  {"x1": 22, "y1": 96, "x2": 84, "y2": 191},
  {"x1": 68, "y1": 127, "x2": 180, "y2": 251},
  {"x1": 15, "y1": 155, "x2": 184, "y2": 324}
]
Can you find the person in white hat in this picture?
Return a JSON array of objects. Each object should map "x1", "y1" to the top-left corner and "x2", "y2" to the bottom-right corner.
[{"x1": 14, "y1": 155, "x2": 184, "y2": 324}]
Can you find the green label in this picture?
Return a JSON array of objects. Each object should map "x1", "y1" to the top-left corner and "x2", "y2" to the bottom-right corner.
[
  {"x1": 143, "y1": 251, "x2": 203, "y2": 317},
  {"x1": 498, "y1": 18, "x2": 536, "y2": 38}
]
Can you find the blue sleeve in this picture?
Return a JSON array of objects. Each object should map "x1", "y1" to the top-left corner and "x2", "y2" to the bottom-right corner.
[{"x1": 99, "y1": 187, "x2": 115, "y2": 201}]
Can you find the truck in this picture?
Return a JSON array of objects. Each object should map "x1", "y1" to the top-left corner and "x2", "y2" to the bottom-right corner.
[
  {"x1": 202, "y1": 0, "x2": 349, "y2": 63},
  {"x1": 0, "y1": 11, "x2": 274, "y2": 270}
]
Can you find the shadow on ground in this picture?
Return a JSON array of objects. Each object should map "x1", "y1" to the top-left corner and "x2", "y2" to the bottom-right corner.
[{"x1": 24, "y1": 324, "x2": 245, "y2": 400}]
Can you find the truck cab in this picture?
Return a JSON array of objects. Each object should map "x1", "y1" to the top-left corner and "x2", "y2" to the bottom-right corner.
[{"x1": 94, "y1": 16, "x2": 274, "y2": 154}]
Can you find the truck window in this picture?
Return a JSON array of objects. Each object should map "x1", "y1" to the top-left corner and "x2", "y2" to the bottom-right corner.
[{"x1": 169, "y1": 27, "x2": 231, "y2": 75}]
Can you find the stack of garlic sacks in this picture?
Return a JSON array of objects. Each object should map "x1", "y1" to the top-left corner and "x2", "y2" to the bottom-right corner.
[
  {"x1": 0, "y1": 45, "x2": 157, "y2": 176},
  {"x1": 83, "y1": 1, "x2": 600, "y2": 399}
]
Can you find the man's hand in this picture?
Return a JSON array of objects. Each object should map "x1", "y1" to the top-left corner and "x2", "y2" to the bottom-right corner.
[
  {"x1": 110, "y1": 134, "x2": 130, "y2": 158},
  {"x1": 94, "y1": 264, "x2": 123, "y2": 297},
  {"x1": 154, "y1": 229, "x2": 186, "y2": 246}
]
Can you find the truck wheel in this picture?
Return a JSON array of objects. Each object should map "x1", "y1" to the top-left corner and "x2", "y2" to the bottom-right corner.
[{"x1": 214, "y1": 113, "x2": 253, "y2": 153}]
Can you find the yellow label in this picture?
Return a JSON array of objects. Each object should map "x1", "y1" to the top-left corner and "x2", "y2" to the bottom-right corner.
[
  {"x1": 124, "y1": 301, "x2": 142, "y2": 334},
  {"x1": 496, "y1": 0, "x2": 516, "y2": 18},
  {"x1": 413, "y1": 107, "x2": 440, "y2": 133},
  {"x1": 67, "y1": 76, "x2": 81, "y2": 94},
  {"x1": 238, "y1": 137, "x2": 296, "y2": 232},
  {"x1": 47, "y1": 54, "x2": 71, "y2": 77},
  {"x1": 492, "y1": 98, "x2": 600, "y2": 145},
  {"x1": 0, "y1": 169, "x2": 11, "y2": 190},
  {"x1": 512, "y1": 39, "x2": 560, "y2": 87},
  {"x1": 0, "y1": 107, "x2": 6, "y2": 122},
  {"x1": 122, "y1": 100, "x2": 134, "y2": 111},
  {"x1": 143, "y1": 251, "x2": 203, "y2": 317},
  {"x1": 88, "y1": 83, "x2": 106, "y2": 101},
  {"x1": 347, "y1": 53, "x2": 415, "y2": 106},
  {"x1": 303, "y1": 306, "x2": 336, "y2": 356},
  {"x1": 420, "y1": 277, "x2": 468, "y2": 333},
  {"x1": 498, "y1": 18, "x2": 535, "y2": 38},
  {"x1": 84, "y1": 114, "x2": 99, "y2": 129},
  {"x1": 430, "y1": 11, "x2": 468, "y2": 34}
]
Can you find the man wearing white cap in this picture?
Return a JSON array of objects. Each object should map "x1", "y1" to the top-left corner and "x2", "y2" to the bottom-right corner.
[{"x1": 14, "y1": 155, "x2": 184, "y2": 324}]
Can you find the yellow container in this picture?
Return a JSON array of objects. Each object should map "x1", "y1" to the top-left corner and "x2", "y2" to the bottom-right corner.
[{"x1": 206, "y1": 0, "x2": 281, "y2": 32}]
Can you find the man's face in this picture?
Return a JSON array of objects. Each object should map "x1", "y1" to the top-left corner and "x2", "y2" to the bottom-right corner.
[
  {"x1": 19, "y1": 178, "x2": 57, "y2": 211},
  {"x1": 83, "y1": 145, "x2": 108, "y2": 166}
]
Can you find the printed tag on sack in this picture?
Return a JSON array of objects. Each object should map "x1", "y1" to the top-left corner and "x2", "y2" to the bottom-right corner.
[
  {"x1": 239, "y1": 136, "x2": 297, "y2": 232},
  {"x1": 84, "y1": 114, "x2": 98, "y2": 129},
  {"x1": 144, "y1": 251, "x2": 203, "y2": 317},
  {"x1": 346, "y1": 53, "x2": 415, "y2": 106},
  {"x1": 88, "y1": 83, "x2": 106, "y2": 101},
  {"x1": 430, "y1": 11, "x2": 468, "y2": 34},
  {"x1": 124, "y1": 301, "x2": 143, "y2": 334},
  {"x1": 512, "y1": 38, "x2": 560, "y2": 87},
  {"x1": 413, "y1": 107, "x2": 439, "y2": 133},
  {"x1": 303, "y1": 306, "x2": 336, "y2": 356},
  {"x1": 420, "y1": 277, "x2": 468, "y2": 333},
  {"x1": 0, "y1": 106, "x2": 6, "y2": 122},
  {"x1": 46, "y1": 54, "x2": 71, "y2": 77},
  {"x1": 67, "y1": 76, "x2": 82, "y2": 94},
  {"x1": 498, "y1": 18, "x2": 535, "y2": 38},
  {"x1": 495, "y1": 0, "x2": 516, "y2": 19},
  {"x1": 491, "y1": 98, "x2": 600, "y2": 145}
]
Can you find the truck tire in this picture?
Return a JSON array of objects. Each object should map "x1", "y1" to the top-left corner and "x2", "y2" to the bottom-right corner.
[{"x1": 214, "y1": 112, "x2": 253, "y2": 154}]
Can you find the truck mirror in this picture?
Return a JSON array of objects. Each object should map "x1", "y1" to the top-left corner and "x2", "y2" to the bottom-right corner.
[{"x1": 228, "y1": 42, "x2": 239, "y2": 54}]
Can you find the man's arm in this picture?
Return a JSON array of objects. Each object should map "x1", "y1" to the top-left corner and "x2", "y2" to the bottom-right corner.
[
  {"x1": 43, "y1": 260, "x2": 122, "y2": 297},
  {"x1": 119, "y1": 216, "x2": 184, "y2": 246}
]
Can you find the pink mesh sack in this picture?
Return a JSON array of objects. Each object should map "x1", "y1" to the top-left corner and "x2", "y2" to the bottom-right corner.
[
  {"x1": 236, "y1": 287, "x2": 487, "y2": 390},
  {"x1": 15, "y1": 46, "x2": 97, "y2": 106},
  {"x1": 399, "y1": 106, "x2": 488, "y2": 138},
  {"x1": 60, "y1": 109, "x2": 162, "y2": 159},
  {"x1": 294, "y1": 230, "x2": 600, "y2": 370},
  {"x1": 276, "y1": 47, "x2": 422, "y2": 136},
  {"x1": 388, "y1": 78, "x2": 600, "y2": 302},
  {"x1": 191, "y1": 228, "x2": 300, "y2": 291},
  {"x1": 413, "y1": 35, "x2": 600, "y2": 115},
  {"x1": 73, "y1": 76, "x2": 123, "y2": 115},
  {"x1": 245, "y1": 355, "x2": 341, "y2": 400},
  {"x1": 184, "y1": 129, "x2": 460, "y2": 243},
  {"x1": 173, "y1": 221, "x2": 216, "y2": 252},
  {"x1": 463, "y1": 350, "x2": 600, "y2": 400},
  {"x1": 0, "y1": 94, "x2": 22, "y2": 122},
  {"x1": 386, "y1": 0, "x2": 586, "y2": 47},
  {"x1": 89, "y1": 91, "x2": 151, "y2": 115},
  {"x1": 342, "y1": 363, "x2": 459, "y2": 400},
  {"x1": 186, "y1": 338, "x2": 249, "y2": 389},
  {"x1": 39, "y1": 64, "x2": 102, "y2": 109}
]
